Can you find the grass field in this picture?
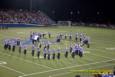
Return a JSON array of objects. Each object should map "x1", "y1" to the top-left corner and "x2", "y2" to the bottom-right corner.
[{"x1": 0, "y1": 26, "x2": 115, "y2": 77}]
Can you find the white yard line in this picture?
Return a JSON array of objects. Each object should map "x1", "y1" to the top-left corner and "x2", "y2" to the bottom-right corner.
[
  {"x1": 89, "y1": 53, "x2": 112, "y2": 60},
  {"x1": 105, "y1": 47, "x2": 115, "y2": 50},
  {"x1": 0, "y1": 61, "x2": 7, "y2": 65},
  {"x1": 50, "y1": 72, "x2": 71, "y2": 77},
  {"x1": 0, "y1": 65, "x2": 25, "y2": 75},
  {"x1": 83, "y1": 50, "x2": 112, "y2": 60},
  {"x1": 0, "y1": 48, "x2": 113, "y2": 77},
  {"x1": 0, "y1": 52, "x2": 53, "y2": 70},
  {"x1": 86, "y1": 48, "x2": 114, "y2": 59},
  {"x1": 51, "y1": 63, "x2": 115, "y2": 77},
  {"x1": 17, "y1": 32, "x2": 25, "y2": 34},
  {"x1": 88, "y1": 48, "x2": 115, "y2": 54},
  {"x1": 19, "y1": 58, "x2": 53, "y2": 69},
  {"x1": 1, "y1": 49, "x2": 111, "y2": 71},
  {"x1": 19, "y1": 59, "x2": 115, "y2": 77},
  {"x1": 82, "y1": 50, "x2": 112, "y2": 62},
  {"x1": 84, "y1": 51, "x2": 90, "y2": 54},
  {"x1": 0, "y1": 49, "x2": 113, "y2": 77},
  {"x1": 0, "y1": 57, "x2": 25, "y2": 75}
]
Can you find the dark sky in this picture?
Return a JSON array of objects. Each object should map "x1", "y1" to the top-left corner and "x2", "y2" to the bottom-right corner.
[{"x1": 0, "y1": 0, "x2": 114, "y2": 24}]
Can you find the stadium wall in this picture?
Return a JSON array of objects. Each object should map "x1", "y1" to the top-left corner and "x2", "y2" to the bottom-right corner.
[{"x1": 0, "y1": 23, "x2": 47, "y2": 28}]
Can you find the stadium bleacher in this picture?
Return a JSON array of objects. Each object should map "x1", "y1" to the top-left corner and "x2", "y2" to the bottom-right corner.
[{"x1": 0, "y1": 9, "x2": 55, "y2": 25}]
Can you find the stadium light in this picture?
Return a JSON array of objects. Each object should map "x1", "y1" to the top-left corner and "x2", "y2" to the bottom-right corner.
[
  {"x1": 97, "y1": 11, "x2": 100, "y2": 15},
  {"x1": 70, "y1": 11, "x2": 73, "y2": 15},
  {"x1": 77, "y1": 10, "x2": 80, "y2": 14}
]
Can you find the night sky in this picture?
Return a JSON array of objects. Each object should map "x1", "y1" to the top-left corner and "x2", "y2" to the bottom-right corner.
[{"x1": 0, "y1": 0, "x2": 114, "y2": 24}]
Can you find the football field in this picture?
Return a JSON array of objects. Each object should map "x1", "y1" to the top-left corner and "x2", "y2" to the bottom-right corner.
[{"x1": 0, "y1": 26, "x2": 115, "y2": 77}]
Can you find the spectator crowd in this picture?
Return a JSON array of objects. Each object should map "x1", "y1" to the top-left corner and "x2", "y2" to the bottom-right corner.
[{"x1": 0, "y1": 9, "x2": 55, "y2": 25}]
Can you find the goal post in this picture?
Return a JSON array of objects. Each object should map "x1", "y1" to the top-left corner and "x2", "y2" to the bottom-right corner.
[{"x1": 57, "y1": 21, "x2": 72, "y2": 27}]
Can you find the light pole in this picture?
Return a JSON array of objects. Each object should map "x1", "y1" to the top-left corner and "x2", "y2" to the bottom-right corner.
[
  {"x1": 97, "y1": 11, "x2": 100, "y2": 23},
  {"x1": 77, "y1": 10, "x2": 80, "y2": 22},
  {"x1": 30, "y1": 0, "x2": 33, "y2": 11},
  {"x1": 70, "y1": 11, "x2": 73, "y2": 21}
]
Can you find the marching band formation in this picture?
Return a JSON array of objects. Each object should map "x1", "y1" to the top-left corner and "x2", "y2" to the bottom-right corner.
[{"x1": 3, "y1": 32, "x2": 90, "y2": 60}]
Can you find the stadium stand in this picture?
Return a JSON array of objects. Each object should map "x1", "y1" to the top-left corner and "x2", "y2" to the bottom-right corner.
[{"x1": 0, "y1": 9, "x2": 55, "y2": 25}]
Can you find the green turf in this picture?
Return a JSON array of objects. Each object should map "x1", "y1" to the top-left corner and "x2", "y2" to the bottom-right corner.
[{"x1": 0, "y1": 26, "x2": 115, "y2": 77}]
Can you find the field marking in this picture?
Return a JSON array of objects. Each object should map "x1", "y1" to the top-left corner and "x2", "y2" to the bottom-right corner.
[
  {"x1": 89, "y1": 52, "x2": 112, "y2": 60},
  {"x1": 16, "y1": 57, "x2": 53, "y2": 69},
  {"x1": 106, "y1": 47, "x2": 115, "y2": 50},
  {"x1": 49, "y1": 72, "x2": 71, "y2": 77},
  {"x1": 0, "y1": 48, "x2": 114, "y2": 77},
  {"x1": 0, "y1": 49, "x2": 113, "y2": 77},
  {"x1": 83, "y1": 49, "x2": 113, "y2": 61},
  {"x1": 84, "y1": 51, "x2": 90, "y2": 54},
  {"x1": 19, "y1": 59, "x2": 115, "y2": 77},
  {"x1": 0, "y1": 52, "x2": 54, "y2": 70},
  {"x1": 87, "y1": 48, "x2": 115, "y2": 61},
  {"x1": 0, "y1": 61, "x2": 7, "y2": 65},
  {"x1": 0, "y1": 58, "x2": 7, "y2": 65},
  {"x1": 0, "y1": 58, "x2": 25, "y2": 75},
  {"x1": 2, "y1": 49, "x2": 111, "y2": 71},
  {"x1": 88, "y1": 48, "x2": 115, "y2": 54},
  {"x1": 84, "y1": 49, "x2": 112, "y2": 60},
  {"x1": 17, "y1": 32, "x2": 25, "y2": 34},
  {"x1": 34, "y1": 56, "x2": 44, "y2": 59},
  {"x1": 87, "y1": 48, "x2": 114, "y2": 59},
  {"x1": 91, "y1": 40, "x2": 115, "y2": 44},
  {"x1": 50, "y1": 63, "x2": 115, "y2": 77},
  {"x1": 0, "y1": 48, "x2": 113, "y2": 64},
  {"x1": 0, "y1": 65, "x2": 25, "y2": 75}
]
